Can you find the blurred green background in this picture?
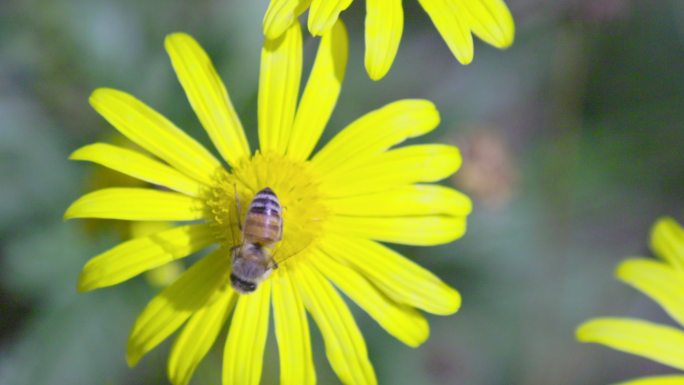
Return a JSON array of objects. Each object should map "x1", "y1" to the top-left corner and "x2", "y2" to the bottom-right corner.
[{"x1": 2, "y1": 0, "x2": 684, "y2": 384}]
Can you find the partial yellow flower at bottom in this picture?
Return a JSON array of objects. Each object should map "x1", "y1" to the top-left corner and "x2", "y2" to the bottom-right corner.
[
  {"x1": 576, "y1": 217, "x2": 684, "y2": 385},
  {"x1": 66, "y1": 20, "x2": 471, "y2": 385},
  {"x1": 263, "y1": 0, "x2": 515, "y2": 80}
]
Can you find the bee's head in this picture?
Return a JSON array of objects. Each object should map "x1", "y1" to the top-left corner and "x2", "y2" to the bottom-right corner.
[{"x1": 230, "y1": 272, "x2": 257, "y2": 294}]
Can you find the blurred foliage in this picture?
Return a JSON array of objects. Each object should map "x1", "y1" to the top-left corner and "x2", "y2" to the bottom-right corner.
[{"x1": 2, "y1": 0, "x2": 684, "y2": 384}]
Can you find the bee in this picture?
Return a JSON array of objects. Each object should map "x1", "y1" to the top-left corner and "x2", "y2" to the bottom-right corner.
[{"x1": 230, "y1": 187, "x2": 282, "y2": 294}]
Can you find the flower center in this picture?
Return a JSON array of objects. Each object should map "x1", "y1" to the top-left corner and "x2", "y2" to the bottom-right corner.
[{"x1": 206, "y1": 152, "x2": 328, "y2": 265}]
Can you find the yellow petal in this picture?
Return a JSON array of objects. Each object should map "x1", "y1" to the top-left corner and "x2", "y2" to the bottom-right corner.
[
  {"x1": 319, "y1": 144, "x2": 462, "y2": 198},
  {"x1": 259, "y1": 22, "x2": 302, "y2": 154},
  {"x1": 312, "y1": 99, "x2": 440, "y2": 175},
  {"x1": 168, "y1": 291, "x2": 236, "y2": 385},
  {"x1": 651, "y1": 217, "x2": 684, "y2": 270},
  {"x1": 65, "y1": 188, "x2": 204, "y2": 221},
  {"x1": 127, "y1": 248, "x2": 231, "y2": 366},
  {"x1": 310, "y1": 248, "x2": 429, "y2": 347},
  {"x1": 64, "y1": 187, "x2": 203, "y2": 221},
  {"x1": 576, "y1": 318, "x2": 684, "y2": 371},
  {"x1": 263, "y1": 0, "x2": 312, "y2": 39},
  {"x1": 456, "y1": 0, "x2": 514, "y2": 48},
  {"x1": 223, "y1": 280, "x2": 271, "y2": 385},
  {"x1": 418, "y1": 0, "x2": 474, "y2": 64},
  {"x1": 286, "y1": 20, "x2": 347, "y2": 161},
  {"x1": 89, "y1": 88, "x2": 220, "y2": 185},
  {"x1": 326, "y1": 215, "x2": 467, "y2": 246},
  {"x1": 78, "y1": 223, "x2": 215, "y2": 292},
  {"x1": 70, "y1": 143, "x2": 201, "y2": 196},
  {"x1": 129, "y1": 220, "x2": 173, "y2": 238},
  {"x1": 165, "y1": 33, "x2": 250, "y2": 167},
  {"x1": 364, "y1": 0, "x2": 403, "y2": 80},
  {"x1": 617, "y1": 258, "x2": 684, "y2": 328},
  {"x1": 145, "y1": 260, "x2": 186, "y2": 289},
  {"x1": 320, "y1": 235, "x2": 461, "y2": 315},
  {"x1": 294, "y1": 263, "x2": 377, "y2": 385},
  {"x1": 307, "y1": 0, "x2": 353, "y2": 36},
  {"x1": 615, "y1": 375, "x2": 684, "y2": 385},
  {"x1": 272, "y1": 266, "x2": 316, "y2": 385},
  {"x1": 327, "y1": 184, "x2": 472, "y2": 217}
]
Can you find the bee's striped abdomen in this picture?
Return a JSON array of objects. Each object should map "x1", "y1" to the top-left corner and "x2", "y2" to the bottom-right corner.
[{"x1": 243, "y1": 187, "x2": 283, "y2": 246}]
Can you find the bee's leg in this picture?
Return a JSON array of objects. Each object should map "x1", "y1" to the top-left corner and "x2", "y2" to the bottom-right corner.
[{"x1": 268, "y1": 260, "x2": 279, "y2": 270}]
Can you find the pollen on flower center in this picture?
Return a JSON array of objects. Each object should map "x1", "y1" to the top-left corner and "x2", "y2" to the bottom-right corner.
[{"x1": 206, "y1": 152, "x2": 328, "y2": 265}]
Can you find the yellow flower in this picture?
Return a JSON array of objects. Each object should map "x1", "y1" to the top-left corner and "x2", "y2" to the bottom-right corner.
[
  {"x1": 66, "y1": 20, "x2": 471, "y2": 385},
  {"x1": 576, "y1": 217, "x2": 684, "y2": 385},
  {"x1": 263, "y1": 0, "x2": 515, "y2": 80}
]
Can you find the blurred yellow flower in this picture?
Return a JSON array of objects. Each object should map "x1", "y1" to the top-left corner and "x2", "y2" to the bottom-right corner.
[
  {"x1": 263, "y1": 0, "x2": 515, "y2": 80},
  {"x1": 66, "y1": 20, "x2": 471, "y2": 385},
  {"x1": 576, "y1": 217, "x2": 684, "y2": 385}
]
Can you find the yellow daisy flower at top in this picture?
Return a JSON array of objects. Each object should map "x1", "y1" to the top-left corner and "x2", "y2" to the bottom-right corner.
[
  {"x1": 263, "y1": 0, "x2": 515, "y2": 80},
  {"x1": 577, "y1": 217, "x2": 684, "y2": 385},
  {"x1": 66, "y1": 19, "x2": 471, "y2": 385}
]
